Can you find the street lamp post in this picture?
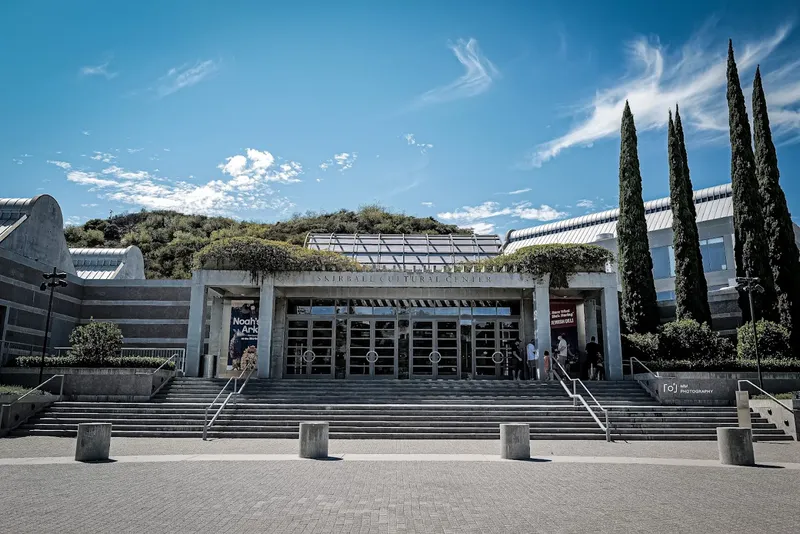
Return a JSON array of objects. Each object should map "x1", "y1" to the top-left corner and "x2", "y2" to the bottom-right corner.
[
  {"x1": 39, "y1": 268, "x2": 68, "y2": 384},
  {"x1": 736, "y1": 276, "x2": 765, "y2": 389}
]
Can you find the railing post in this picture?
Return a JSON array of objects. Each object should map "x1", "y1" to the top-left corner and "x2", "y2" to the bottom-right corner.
[
  {"x1": 58, "y1": 375, "x2": 64, "y2": 401},
  {"x1": 203, "y1": 408, "x2": 209, "y2": 440},
  {"x1": 233, "y1": 378, "x2": 238, "y2": 407},
  {"x1": 572, "y1": 380, "x2": 577, "y2": 407},
  {"x1": 605, "y1": 410, "x2": 611, "y2": 442}
]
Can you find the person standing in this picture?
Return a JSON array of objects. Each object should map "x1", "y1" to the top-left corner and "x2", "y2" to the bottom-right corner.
[
  {"x1": 556, "y1": 334, "x2": 569, "y2": 377},
  {"x1": 543, "y1": 350, "x2": 552, "y2": 380},
  {"x1": 511, "y1": 339, "x2": 524, "y2": 380},
  {"x1": 585, "y1": 336, "x2": 601, "y2": 380},
  {"x1": 526, "y1": 338, "x2": 538, "y2": 380}
]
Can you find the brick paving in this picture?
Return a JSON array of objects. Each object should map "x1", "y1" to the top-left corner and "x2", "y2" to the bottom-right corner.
[{"x1": 1, "y1": 457, "x2": 798, "y2": 533}]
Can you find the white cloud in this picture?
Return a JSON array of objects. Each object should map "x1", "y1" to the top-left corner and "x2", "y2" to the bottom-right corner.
[
  {"x1": 507, "y1": 188, "x2": 531, "y2": 195},
  {"x1": 460, "y1": 222, "x2": 495, "y2": 234},
  {"x1": 80, "y1": 61, "x2": 118, "y2": 79},
  {"x1": 81, "y1": 203, "x2": 98, "y2": 208},
  {"x1": 11, "y1": 158, "x2": 23, "y2": 165},
  {"x1": 157, "y1": 60, "x2": 218, "y2": 97},
  {"x1": 65, "y1": 215, "x2": 88, "y2": 226},
  {"x1": 90, "y1": 151, "x2": 117, "y2": 163},
  {"x1": 414, "y1": 38, "x2": 498, "y2": 107},
  {"x1": 81, "y1": 130, "x2": 90, "y2": 136},
  {"x1": 320, "y1": 152, "x2": 358, "y2": 172},
  {"x1": 576, "y1": 199, "x2": 595, "y2": 209},
  {"x1": 47, "y1": 160, "x2": 72, "y2": 170},
  {"x1": 421, "y1": 201, "x2": 434, "y2": 208},
  {"x1": 163, "y1": 148, "x2": 171, "y2": 152},
  {"x1": 217, "y1": 148, "x2": 301, "y2": 185},
  {"x1": 403, "y1": 133, "x2": 434, "y2": 153},
  {"x1": 127, "y1": 148, "x2": 144, "y2": 153},
  {"x1": 527, "y1": 24, "x2": 796, "y2": 167},
  {"x1": 438, "y1": 200, "x2": 566, "y2": 230}
]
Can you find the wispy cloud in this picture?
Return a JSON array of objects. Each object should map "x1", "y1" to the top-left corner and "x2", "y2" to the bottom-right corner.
[
  {"x1": 526, "y1": 24, "x2": 795, "y2": 167},
  {"x1": 81, "y1": 130, "x2": 91, "y2": 136},
  {"x1": 319, "y1": 152, "x2": 358, "y2": 172},
  {"x1": 437, "y1": 201, "x2": 566, "y2": 228},
  {"x1": 157, "y1": 60, "x2": 218, "y2": 97},
  {"x1": 576, "y1": 199, "x2": 595, "y2": 209},
  {"x1": 506, "y1": 188, "x2": 531, "y2": 195},
  {"x1": 461, "y1": 221, "x2": 496, "y2": 234},
  {"x1": 90, "y1": 151, "x2": 117, "y2": 163},
  {"x1": 80, "y1": 60, "x2": 118, "y2": 79},
  {"x1": 421, "y1": 201, "x2": 434, "y2": 208},
  {"x1": 48, "y1": 147, "x2": 300, "y2": 216},
  {"x1": 413, "y1": 38, "x2": 498, "y2": 108},
  {"x1": 127, "y1": 148, "x2": 144, "y2": 154},
  {"x1": 12, "y1": 158, "x2": 23, "y2": 165},
  {"x1": 403, "y1": 133, "x2": 434, "y2": 154}
]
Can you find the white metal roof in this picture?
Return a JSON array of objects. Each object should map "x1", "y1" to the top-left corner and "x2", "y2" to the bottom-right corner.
[
  {"x1": 504, "y1": 183, "x2": 733, "y2": 252},
  {"x1": 0, "y1": 197, "x2": 36, "y2": 243},
  {"x1": 305, "y1": 233, "x2": 501, "y2": 269},
  {"x1": 70, "y1": 247, "x2": 134, "y2": 280}
]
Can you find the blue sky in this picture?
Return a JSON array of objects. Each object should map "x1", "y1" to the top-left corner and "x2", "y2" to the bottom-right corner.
[{"x1": 2, "y1": 1, "x2": 800, "y2": 235}]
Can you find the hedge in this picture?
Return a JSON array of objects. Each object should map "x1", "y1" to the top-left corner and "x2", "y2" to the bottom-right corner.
[
  {"x1": 642, "y1": 358, "x2": 800, "y2": 373},
  {"x1": 737, "y1": 320, "x2": 792, "y2": 361},
  {"x1": 68, "y1": 320, "x2": 123, "y2": 365},
  {"x1": 470, "y1": 244, "x2": 614, "y2": 288},
  {"x1": 13, "y1": 355, "x2": 175, "y2": 370},
  {"x1": 193, "y1": 237, "x2": 362, "y2": 282},
  {"x1": 622, "y1": 320, "x2": 732, "y2": 362}
]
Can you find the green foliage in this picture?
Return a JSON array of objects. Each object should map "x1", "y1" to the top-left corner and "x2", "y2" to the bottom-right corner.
[
  {"x1": 67, "y1": 321, "x2": 124, "y2": 366},
  {"x1": 13, "y1": 355, "x2": 175, "y2": 369},
  {"x1": 737, "y1": 320, "x2": 792, "y2": 361},
  {"x1": 621, "y1": 332, "x2": 660, "y2": 361},
  {"x1": 659, "y1": 319, "x2": 734, "y2": 361},
  {"x1": 0, "y1": 384, "x2": 34, "y2": 395},
  {"x1": 193, "y1": 237, "x2": 362, "y2": 282},
  {"x1": 65, "y1": 205, "x2": 466, "y2": 279},
  {"x1": 726, "y1": 41, "x2": 777, "y2": 322},
  {"x1": 669, "y1": 108, "x2": 711, "y2": 324},
  {"x1": 470, "y1": 244, "x2": 613, "y2": 288},
  {"x1": 241, "y1": 346, "x2": 257, "y2": 371},
  {"x1": 645, "y1": 358, "x2": 800, "y2": 373},
  {"x1": 752, "y1": 66, "x2": 800, "y2": 354},
  {"x1": 617, "y1": 101, "x2": 660, "y2": 334}
]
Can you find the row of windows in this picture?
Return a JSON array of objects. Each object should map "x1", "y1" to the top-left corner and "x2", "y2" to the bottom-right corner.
[
  {"x1": 656, "y1": 284, "x2": 731, "y2": 302},
  {"x1": 651, "y1": 237, "x2": 727, "y2": 280}
]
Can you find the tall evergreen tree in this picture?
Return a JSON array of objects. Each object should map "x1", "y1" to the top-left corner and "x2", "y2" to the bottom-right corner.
[
  {"x1": 752, "y1": 65, "x2": 800, "y2": 352},
  {"x1": 669, "y1": 107, "x2": 711, "y2": 324},
  {"x1": 726, "y1": 40, "x2": 776, "y2": 322},
  {"x1": 618, "y1": 101, "x2": 660, "y2": 334}
]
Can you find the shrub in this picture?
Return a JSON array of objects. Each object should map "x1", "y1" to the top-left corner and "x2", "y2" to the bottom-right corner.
[
  {"x1": 646, "y1": 357, "x2": 800, "y2": 373},
  {"x1": 470, "y1": 244, "x2": 614, "y2": 288},
  {"x1": 13, "y1": 355, "x2": 174, "y2": 370},
  {"x1": 193, "y1": 237, "x2": 362, "y2": 282},
  {"x1": 241, "y1": 346, "x2": 257, "y2": 371},
  {"x1": 658, "y1": 319, "x2": 733, "y2": 361},
  {"x1": 621, "y1": 332, "x2": 660, "y2": 361},
  {"x1": 737, "y1": 320, "x2": 792, "y2": 361},
  {"x1": 68, "y1": 321, "x2": 123, "y2": 365}
]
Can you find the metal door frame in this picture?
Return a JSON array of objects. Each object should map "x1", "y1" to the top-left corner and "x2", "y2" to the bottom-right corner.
[
  {"x1": 470, "y1": 317, "x2": 520, "y2": 379},
  {"x1": 284, "y1": 316, "x2": 335, "y2": 378},
  {"x1": 409, "y1": 319, "x2": 461, "y2": 379},
  {"x1": 345, "y1": 318, "x2": 398, "y2": 378}
]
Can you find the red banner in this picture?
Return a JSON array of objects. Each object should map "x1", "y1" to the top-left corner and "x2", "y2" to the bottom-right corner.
[{"x1": 550, "y1": 301, "x2": 576, "y2": 328}]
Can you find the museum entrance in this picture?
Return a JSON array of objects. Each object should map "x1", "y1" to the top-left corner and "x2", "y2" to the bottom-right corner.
[
  {"x1": 346, "y1": 319, "x2": 397, "y2": 378},
  {"x1": 409, "y1": 320, "x2": 459, "y2": 378},
  {"x1": 285, "y1": 319, "x2": 335, "y2": 377}
]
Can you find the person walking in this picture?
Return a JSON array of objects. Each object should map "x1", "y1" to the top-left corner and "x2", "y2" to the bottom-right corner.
[
  {"x1": 543, "y1": 350, "x2": 552, "y2": 380},
  {"x1": 511, "y1": 339, "x2": 524, "y2": 380},
  {"x1": 526, "y1": 338, "x2": 538, "y2": 380},
  {"x1": 585, "y1": 336, "x2": 601, "y2": 380}
]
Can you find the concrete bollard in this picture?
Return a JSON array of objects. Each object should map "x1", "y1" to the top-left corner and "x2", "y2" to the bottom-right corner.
[
  {"x1": 716, "y1": 427, "x2": 755, "y2": 466},
  {"x1": 75, "y1": 423, "x2": 112, "y2": 462},
  {"x1": 736, "y1": 391, "x2": 751, "y2": 429},
  {"x1": 299, "y1": 422, "x2": 329, "y2": 459},
  {"x1": 500, "y1": 423, "x2": 530, "y2": 460}
]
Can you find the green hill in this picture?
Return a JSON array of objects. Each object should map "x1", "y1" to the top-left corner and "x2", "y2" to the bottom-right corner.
[{"x1": 64, "y1": 205, "x2": 469, "y2": 279}]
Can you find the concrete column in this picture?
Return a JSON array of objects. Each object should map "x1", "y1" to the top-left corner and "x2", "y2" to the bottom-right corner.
[
  {"x1": 716, "y1": 427, "x2": 755, "y2": 466},
  {"x1": 736, "y1": 391, "x2": 751, "y2": 428},
  {"x1": 600, "y1": 287, "x2": 623, "y2": 380},
  {"x1": 185, "y1": 271, "x2": 208, "y2": 378},
  {"x1": 576, "y1": 302, "x2": 587, "y2": 350},
  {"x1": 500, "y1": 423, "x2": 530, "y2": 460},
  {"x1": 207, "y1": 296, "x2": 224, "y2": 372},
  {"x1": 219, "y1": 299, "x2": 233, "y2": 374},
  {"x1": 584, "y1": 299, "x2": 598, "y2": 343},
  {"x1": 75, "y1": 423, "x2": 112, "y2": 462},
  {"x1": 299, "y1": 422, "x2": 329, "y2": 459},
  {"x1": 534, "y1": 279, "x2": 551, "y2": 379},
  {"x1": 256, "y1": 276, "x2": 275, "y2": 379}
]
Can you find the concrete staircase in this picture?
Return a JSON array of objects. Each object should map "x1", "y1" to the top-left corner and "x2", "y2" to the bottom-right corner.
[{"x1": 12, "y1": 378, "x2": 794, "y2": 441}]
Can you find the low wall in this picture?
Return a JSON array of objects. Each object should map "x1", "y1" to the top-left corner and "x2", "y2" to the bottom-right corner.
[
  {"x1": 750, "y1": 399, "x2": 799, "y2": 441},
  {"x1": 633, "y1": 372, "x2": 800, "y2": 406},
  {"x1": 0, "y1": 368, "x2": 173, "y2": 401},
  {"x1": 0, "y1": 392, "x2": 60, "y2": 435}
]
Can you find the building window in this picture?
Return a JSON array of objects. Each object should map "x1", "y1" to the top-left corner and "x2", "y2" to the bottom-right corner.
[
  {"x1": 700, "y1": 237, "x2": 727, "y2": 272},
  {"x1": 656, "y1": 290, "x2": 675, "y2": 301},
  {"x1": 650, "y1": 245, "x2": 675, "y2": 279}
]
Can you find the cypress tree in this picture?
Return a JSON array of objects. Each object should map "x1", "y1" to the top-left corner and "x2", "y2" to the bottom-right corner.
[
  {"x1": 726, "y1": 40, "x2": 776, "y2": 322},
  {"x1": 669, "y1": 107, "x2": 712, "y2": 324},
  {"x1": 752, "y1": 65, "x2": 800, "y2": 352},
  {"x1": 618, "y1": 101, "x2": 660, "y2": 334}
]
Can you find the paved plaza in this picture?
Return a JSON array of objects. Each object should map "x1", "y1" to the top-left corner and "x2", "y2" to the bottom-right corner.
[{"x1": 1, "y1": 438, "x2": 799, "y2": 533}]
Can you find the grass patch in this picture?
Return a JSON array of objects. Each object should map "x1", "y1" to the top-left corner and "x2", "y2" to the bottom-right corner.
[{"x1": 753, "y1": 392, "x2": 796, "y2": 400}]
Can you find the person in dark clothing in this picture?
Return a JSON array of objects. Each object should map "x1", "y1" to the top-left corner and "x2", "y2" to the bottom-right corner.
[
  {"x1": 585, "y1": 336, "x2": 602, "y2": 380},
  {"x1": 578, "y1": 349, "x2": 589, "y2": 380}
]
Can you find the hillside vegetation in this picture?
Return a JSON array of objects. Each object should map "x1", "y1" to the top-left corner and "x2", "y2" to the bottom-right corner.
[{"x1": 64, "y1": 205, "x2": 468, "y2": 279}]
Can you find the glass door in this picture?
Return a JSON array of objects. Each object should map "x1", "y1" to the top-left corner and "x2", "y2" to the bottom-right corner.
[
  {"x1": 471, "y1": 320, "x2": 520, "y2": 379},
  {"x1": 346, "y1": 319, "x2": 397, "y2": 378},
  {"x1": 284, "y1": 319, "x2": 335, "y2": 377},
  {"x1": 410, "y1": 320, "x2": 460, "y2": 378}
]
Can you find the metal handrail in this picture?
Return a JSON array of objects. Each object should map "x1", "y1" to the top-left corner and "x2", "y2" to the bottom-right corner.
[
  {"x1": 628, "y1": 357, "x2": 660, "y2": 379},
  {"x1": 552, "y1": 358, "x2": 611, "y2": 441},
  {"x1": 202, "y1": 368, "x2": 249, "y2": 440},
  {"x1": 737, "y1": 380, "x2": 794, "y2": 414},
  {"x1": 7, "y1": 374, "x2": 65, "y2": 405},
  {"x1": 150, "y1": 353, "x2": 181, "y2": 397}
]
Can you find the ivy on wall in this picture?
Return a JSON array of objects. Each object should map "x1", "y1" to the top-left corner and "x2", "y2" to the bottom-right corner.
[
  {"x1": 193, "y1": 237, "x2": 362, "y2": 282},
  {"x1": 470, "y1": 244, "x2": 614, "y2": 288}
]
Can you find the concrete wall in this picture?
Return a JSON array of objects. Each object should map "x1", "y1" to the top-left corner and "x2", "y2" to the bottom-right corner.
[
  {"x1": 633, "y1": 372, "x2": 800, "y2": 406},
  {"x1": 1, "y1": 367, "x2": 173, "y2": 401}
]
